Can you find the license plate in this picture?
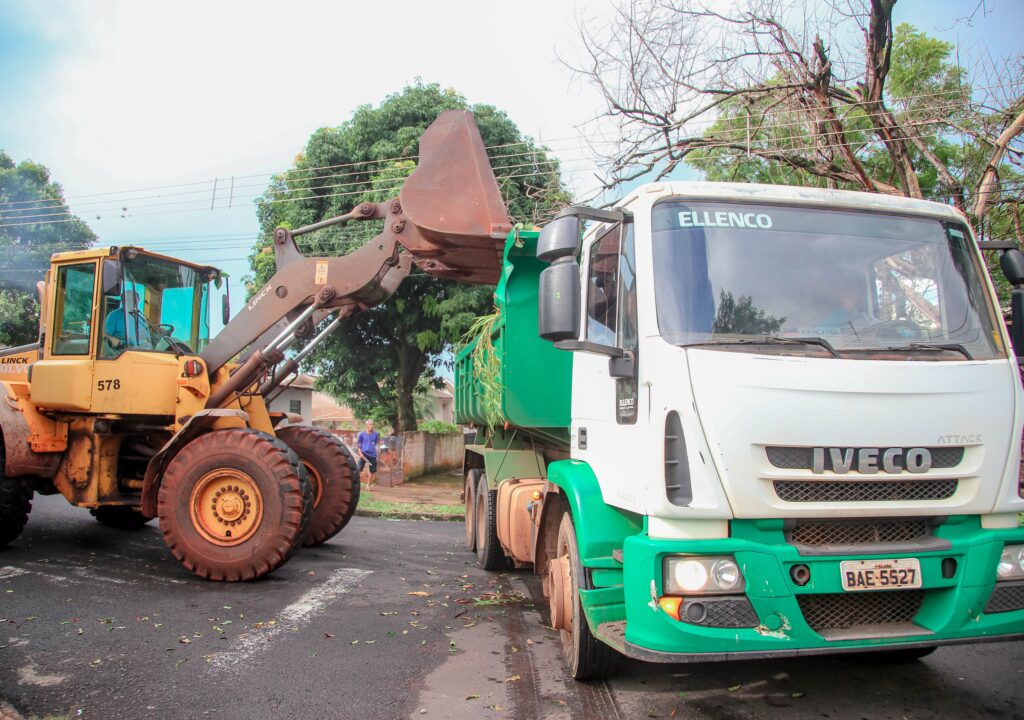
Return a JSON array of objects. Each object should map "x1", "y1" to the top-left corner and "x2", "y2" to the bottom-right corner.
[{"x1": 840, "y1": 558, "x2": 922, "y2": 591}]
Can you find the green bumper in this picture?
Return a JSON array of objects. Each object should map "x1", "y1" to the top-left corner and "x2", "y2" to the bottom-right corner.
[{"x1": 583, "y1": 516, "x2": 1024, "y2": 661}]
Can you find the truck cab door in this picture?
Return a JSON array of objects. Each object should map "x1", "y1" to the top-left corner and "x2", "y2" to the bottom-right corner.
[
  {"x1": 30, "y1": 260, "x2": 98, "y2": 411},
  {"x1": 570, "y1": 223, "x2": 647, "y2": 515}
]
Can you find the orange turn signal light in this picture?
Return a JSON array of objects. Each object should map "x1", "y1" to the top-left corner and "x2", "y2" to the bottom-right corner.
[
  {"x1": 657, "y1": 596, "x2": 683, "y2": 621},
  {"x1": 531, "y1": 490, "x2": 542, "y2": 501}
]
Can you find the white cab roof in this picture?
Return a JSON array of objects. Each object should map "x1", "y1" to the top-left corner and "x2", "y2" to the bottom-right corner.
[{"x1": 620, "y1": 181, "x2": 964, "y2": 222}]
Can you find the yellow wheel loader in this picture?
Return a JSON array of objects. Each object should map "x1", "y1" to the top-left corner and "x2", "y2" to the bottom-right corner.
[{"x1": 0, "y1": 110, "x2": 510, "y2": 580}]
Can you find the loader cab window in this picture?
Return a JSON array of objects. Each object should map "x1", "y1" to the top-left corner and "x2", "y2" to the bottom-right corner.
[
  {"x1": 53, "y1": 263, "x2": 97, "y2": 356},
  {"x1": 100, "y1": 253, "x2": 211, "y2": 358}
]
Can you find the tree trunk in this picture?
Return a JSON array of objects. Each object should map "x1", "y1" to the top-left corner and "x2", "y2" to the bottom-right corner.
[{"x1": 394, "y1": 341, "x2": 427, "y2": 433}]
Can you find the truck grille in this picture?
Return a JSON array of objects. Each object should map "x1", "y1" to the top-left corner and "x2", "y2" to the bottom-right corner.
[
  {"x1": 798, "y1": 591, "x2": 923, "y2": 632},
  {"x1": 985, "y1": 582, "x2": 1024, "y2": 614},
  {"x1": 773, "y1": 479, "x2": 958, "y2": 503},
  {"x1": 766, "y1": 446, "x2": 964, "y2": 470},
  {"x1": 790, "y1": 520, "x2": 929, "y2": 546}
]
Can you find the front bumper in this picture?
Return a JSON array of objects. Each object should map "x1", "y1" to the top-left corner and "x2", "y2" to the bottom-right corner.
[{"x1": 582, "y1": 516, "x2": 1024, "y2": 661}]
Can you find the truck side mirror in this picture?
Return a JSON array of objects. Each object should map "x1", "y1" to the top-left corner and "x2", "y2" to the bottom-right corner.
[
  {"x1": 101, "y1": 259, "x2": 122, "y2": 296},
  {"x1": 1001, "y1": 249, "x2": 1024, "y2": 286},
  {"x1": 537, "y1": 215, "x2": 582, "y2": 262},
  {"x1": 1001, "y1": 249, "x2": 1024, "y2": 359},
  {"x1": 538, "y1": 258, "x2": 581, "y2": 341}
]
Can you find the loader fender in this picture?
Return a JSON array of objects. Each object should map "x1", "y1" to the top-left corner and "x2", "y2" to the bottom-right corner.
[
  {"x1": 0, "y1": 390, "x2": 61, "y2": 478},
  {"x1": 140, "y1": 408, "x2": 249, "y2": 518},
  {"x1": 536, "y1": 460, "x2": 642, "y2": 571}
]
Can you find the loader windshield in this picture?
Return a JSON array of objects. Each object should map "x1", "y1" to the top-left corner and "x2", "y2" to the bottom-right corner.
[
  {"x1": 651, "y1": 200, "x2": 1005, "y2": 360},
  {"x1": 101, "y1": 254, "x2": 210, "y2": 357}
]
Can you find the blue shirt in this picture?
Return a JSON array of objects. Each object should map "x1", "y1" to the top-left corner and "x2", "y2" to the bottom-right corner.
[{"x1": 357, "y1": 430, "x2": 379, "y2": 457}]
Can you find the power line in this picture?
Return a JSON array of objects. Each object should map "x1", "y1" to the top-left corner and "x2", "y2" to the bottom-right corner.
[{"x1": 2, "y1": 79, "x2": 1021, "y2": 215}]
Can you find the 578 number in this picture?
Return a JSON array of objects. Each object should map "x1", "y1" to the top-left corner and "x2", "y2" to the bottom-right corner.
[{"x1": 97, "y1": 379, "x2": 121, "y2": 391}]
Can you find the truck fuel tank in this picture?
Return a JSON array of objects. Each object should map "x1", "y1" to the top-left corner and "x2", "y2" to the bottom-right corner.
[{"x1": 496, "y1": 477, "x2": 545, "y2": 565}]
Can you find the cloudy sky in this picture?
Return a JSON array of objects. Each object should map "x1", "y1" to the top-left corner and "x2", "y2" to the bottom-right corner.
[{"x1": 0, "y1": 0, "x2": 1021, "y2": 313}]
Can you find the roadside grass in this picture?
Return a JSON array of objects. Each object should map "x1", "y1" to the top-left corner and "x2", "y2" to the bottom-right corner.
[{"x1": 357, "y1": 497, "x2": 463, "y2": 520}]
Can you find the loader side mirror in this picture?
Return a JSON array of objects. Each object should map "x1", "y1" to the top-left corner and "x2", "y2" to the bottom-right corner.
[
  {"x1": 101, "y1": 260, "x2": 122, "y2": 296},
  {"x1": 222, "y1": 291, "x2": 231, "y2": 326},
  {"x1": 538, "y1": 257, "x2": 581, "y2": 341},
  {"x1": 537, "y1": 215, "x2": 582, "y2": 262}
]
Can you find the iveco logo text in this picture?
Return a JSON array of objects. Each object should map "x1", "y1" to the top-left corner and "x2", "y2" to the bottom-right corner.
[
  {"x1": 678, "y1": 210, "x2": 773, "y2": 230},
  {"x1": 812, "y1": 447, "x2": 932, "y2": 475}
]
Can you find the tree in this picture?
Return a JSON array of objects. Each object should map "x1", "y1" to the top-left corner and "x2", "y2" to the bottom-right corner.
[
  {"x1": 572, "y1": 1, "x2": 1024, "y2": 236},
  {"x1": 250, "y1": 83, "x2": 570, "y2": 431},
  {"x1": 0, "y1": 151, "x2": 95, "y2": 346}
]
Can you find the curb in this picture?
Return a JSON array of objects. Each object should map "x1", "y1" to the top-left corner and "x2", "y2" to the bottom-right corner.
[{"x1": 355, "y1": 508, "x2": 464, "y2": 522}]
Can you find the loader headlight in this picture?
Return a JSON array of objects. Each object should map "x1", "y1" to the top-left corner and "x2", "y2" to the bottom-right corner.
[
  {"x1": 996, "y1": 544, "x2": 1024, "y2": 580},
  {"x1": 664, "y1": 556, "x2": 745, "y2": 595}
]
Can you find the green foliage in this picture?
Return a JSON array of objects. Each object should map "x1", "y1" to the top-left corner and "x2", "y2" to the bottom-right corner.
[
  {"x1": 250, "y1": 82, "x2": 570, "y2": 431},
  {"x1": 711, "y1": 291, "x2": 785, "y2": 335},
  {"x1": 418, "y1": 419, "x2": 460, "y2": 434},
  {"x1": 459, "y1": 309, "x2": 503, "y2": 429},
  {"x1": 0, "y1": 151, "x2": 96, "y2": 346}
]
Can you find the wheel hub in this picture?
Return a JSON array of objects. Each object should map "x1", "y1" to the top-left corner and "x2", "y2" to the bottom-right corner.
[
  {"x1": 189, "y1": 469, "x2": 264, "y2": 546},
  {"x1": 548, "y1": 555, "x2": 573, "y2": 631}
]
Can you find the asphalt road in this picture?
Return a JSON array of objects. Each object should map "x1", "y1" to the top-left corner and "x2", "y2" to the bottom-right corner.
[{"x1": 2, "y1": 495, "x2": 1022, "y2": 720}]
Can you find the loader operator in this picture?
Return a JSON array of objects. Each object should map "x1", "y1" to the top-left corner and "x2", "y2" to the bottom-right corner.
[{"x1": 103, "y1": 290, "x2": 152, "y2": 355}]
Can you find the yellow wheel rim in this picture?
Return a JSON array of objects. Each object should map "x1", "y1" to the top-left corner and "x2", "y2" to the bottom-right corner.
[
  {"x1": 189, "y1": 469, "x2": 264, "y2": 547},
  {"x1": 303, "y1": 460, "x2": 323, "y2": 509}
]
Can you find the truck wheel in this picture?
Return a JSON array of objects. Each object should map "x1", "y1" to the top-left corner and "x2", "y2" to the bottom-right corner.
[
  {"x1": 157, "y1": 429, "x2": 309, "y2": 581},
  {"x1": 464, "y1": 468, "x2": 481, "y2": 552},
  {"x1": 90, "y1": 506, "x2": 151, "y2": 530},
  {"x1": 551, "y1": 512, "x2": 617, "y2": 680},
  {"x1": 475, "y1": 473, "x2": 506, "y2": 570},
  {"x1": 276, "y1": 426, "x2": 359, "y2": 547},
  {"x1": 0, "y1": 475, "x2": 32, "y2": 548}
]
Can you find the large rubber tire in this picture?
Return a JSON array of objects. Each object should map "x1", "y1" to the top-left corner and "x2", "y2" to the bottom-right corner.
[
  {"x1": 0, "y1": 475, "x2": 32, "y2": 548},
  {"x1": 90, "y1": 506, "x2": 151, "y2": 530},
  {"x1": 475, "y1": 473, "x2": 506, "y2": 571},
  {"x1": 276, "y1": 425, "x2": 359, "y2": 547},
  {"x1": 464, "y1": 468, "x2": 481, "y2": 552},
  {"x1": 157, "y1": 429, "x2": 310, "y2": 581},
  {"x1": 556, "y1": 512, "x2": 617, "y2": 680}
]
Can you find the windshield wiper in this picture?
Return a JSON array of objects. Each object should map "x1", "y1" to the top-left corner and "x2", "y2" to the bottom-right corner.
[
  {"x1": 856, "y1": 342, "x2": 974, "y2": 360},
  {"x1": 689, "y1": 336, "x2": 840, "y2": 358}
]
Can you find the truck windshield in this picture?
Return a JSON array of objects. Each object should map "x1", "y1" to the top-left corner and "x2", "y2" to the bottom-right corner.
[
  {"x1": 652, "y1": 199, "x2": 1004, "y2": 360},
  {"x1": 100, "y1": 254, "x2": 210, "y2": 357}
]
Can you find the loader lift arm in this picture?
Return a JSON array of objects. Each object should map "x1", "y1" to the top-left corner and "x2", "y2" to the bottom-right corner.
[{"x1": 198, "y1": 109, "x2": 512, "y2": 410}]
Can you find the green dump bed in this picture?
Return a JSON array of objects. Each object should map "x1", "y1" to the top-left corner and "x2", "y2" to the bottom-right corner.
[{"x1": 455, "y1": 231, "x2": 572, "y2": 446}]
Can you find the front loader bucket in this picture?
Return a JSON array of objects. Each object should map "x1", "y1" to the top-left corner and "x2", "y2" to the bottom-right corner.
[{"x1": 398, "y1": 110, "x2": 512, "y2": 285}]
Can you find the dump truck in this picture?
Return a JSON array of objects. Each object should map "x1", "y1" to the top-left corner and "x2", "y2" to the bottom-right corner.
[
  {"x1": 458, "y1": 183, "x2": 1024, "y2": 679},
  {"x1": 0, "y1": 110, "x2": 511, "y2": 581}
]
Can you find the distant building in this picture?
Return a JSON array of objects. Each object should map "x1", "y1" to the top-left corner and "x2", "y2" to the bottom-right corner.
[
  {"x1": 266, "y1": 373, "x2": 315, "y2": 422},
  {"x1": 309, "y1": 378, "x2": 455, "y2": 431}
]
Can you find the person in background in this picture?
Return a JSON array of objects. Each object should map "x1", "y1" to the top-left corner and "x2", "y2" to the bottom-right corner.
[{"x1": 356, "y1": 419, "x2": 380, "y2": 488}]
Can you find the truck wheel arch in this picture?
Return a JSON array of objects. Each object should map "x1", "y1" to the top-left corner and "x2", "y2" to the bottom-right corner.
[{"x1": 535, "y1": 460, "x2": 642, "y2": 572}]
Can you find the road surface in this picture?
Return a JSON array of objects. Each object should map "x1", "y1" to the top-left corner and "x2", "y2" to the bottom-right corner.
[{"x1": 1, "y1": 495, "x2": 1021, "y2": 719}]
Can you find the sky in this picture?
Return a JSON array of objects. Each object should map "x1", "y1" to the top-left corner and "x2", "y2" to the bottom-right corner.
[{"x1": 0, "y1": 0, "x2": 1021, "y2": 330}]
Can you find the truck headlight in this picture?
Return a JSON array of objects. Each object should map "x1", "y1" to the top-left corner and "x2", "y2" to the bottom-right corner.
[
  {"x1": 664, "y1": 556, "x2": 745, "y2": 595},
  {"x1": 996, "y1": 544, "x2": 1024, "y2": 580}
]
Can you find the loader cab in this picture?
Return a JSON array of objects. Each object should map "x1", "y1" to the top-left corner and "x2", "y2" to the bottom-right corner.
[{"x1": 32, "y1": 248, "x2": 220, "y2": 415}]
